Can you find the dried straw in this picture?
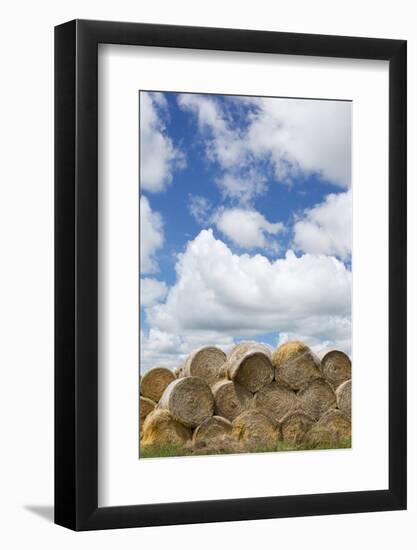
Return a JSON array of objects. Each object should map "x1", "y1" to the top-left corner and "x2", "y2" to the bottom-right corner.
[
  {"x1": 305, "y1": 408, "x2": 351, "y2": 446},
  {"x1": 272, "y1": 341, "x2": 322, "y2": 390},
  {"x1": 158, "y1": 377, "x2": 214, "y2": 428},
  {"x1": 317, "y1": 348, "x2": 351, "y2": 389},
  {"x1": 318, "y1": 408, "x2": 351, "y2": 439},
  {"x1": 232, "y1": 410, "x2": 278, "y2": 448},
  {"x1": 183, "y1": 346, "x2": 227, "y2": 387},
  {"x1": 140, "y1": 409, "x2": 192, "y2": 447},
  {"x1": 280, "y1": 410, "x2": 316, "y2": 445},
  {"x1": 253, "y1": 381, "x2": 298, "y2": 423},
  {"x1": 140, "y1": 367, "x2": 175, "y2": 402},
  {"x1": 228, "y1": 350, "x2": 274, "y2": 393},
  {"x1": 297, "y1": 378, "x2": 336, "y2": 420},
  {"x1": 192, "y1": 416, "x2": 232, "y2": 449},
  {"x1": 139, "y1": 396, "x2": 156, "y2": 437},
  {"x1": 211, "y1": 379, "x2": 253, "y2": 421},
  {"x1": 336, "y1": 379, "x2": 351, "y2": 418}
]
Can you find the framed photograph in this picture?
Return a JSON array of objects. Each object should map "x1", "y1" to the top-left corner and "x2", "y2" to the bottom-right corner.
[{"x1": 55, "y1": 19, "x2": 407, "y2": 530}]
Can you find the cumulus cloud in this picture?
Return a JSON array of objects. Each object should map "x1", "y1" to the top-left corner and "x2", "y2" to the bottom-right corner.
[
  {"x1": 140, "y1": 196, "x2": 164, "y2": 274},
  {"x1": 140, "y1": 278, "x2": 168, "y2": 307},
  {"x1": 140, "y1": 229, "x2": 351, "y2": 370},
  {"x1": 214, "y1": 208, "x2": 284, "y2": 251},
  {"x1": 177, "y1": 93, "x2": 351, "y2": 201},
  {"x1": 293, "y1": 190, "x2": 352, "y2": 261},
  {"x1": 140, "y1": 92, "x2": 185, "y2": 192}
]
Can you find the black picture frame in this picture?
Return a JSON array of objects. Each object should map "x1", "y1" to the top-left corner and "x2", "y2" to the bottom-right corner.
[{"x1": 55, "y1": 19, "x2": 407, "y2": 531}]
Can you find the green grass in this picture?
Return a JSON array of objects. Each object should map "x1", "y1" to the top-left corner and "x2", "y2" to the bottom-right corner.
[{"x1": 140, "y1": 437, "x2": 351, "y2": 459}]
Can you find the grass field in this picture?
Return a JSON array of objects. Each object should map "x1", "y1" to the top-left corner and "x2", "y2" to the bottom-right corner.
[{"x1": 140, "y1": 437, "x2": 352, "y2": 459}]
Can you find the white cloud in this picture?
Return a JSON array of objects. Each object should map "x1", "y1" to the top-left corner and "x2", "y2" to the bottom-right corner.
[
  {"x1": 177, "y1": 94, "x2": 351, "y2": 199},
  {"x1": 140, "y1": 92, "x2": 185, "y2": 192},
  {"x1": 214, "y1": 208, "x2": 284, "y2": 250},
  {"x1": 246, "y1": 97, "x2": 351, "y2": 188},
  {"x1": 177, "y1": 93, "x2": 246, "y2": 170},
  {"x1": 140, "y1": 196, "x2": 164, "y2": 274},
  {"x1": 293, "y1": 190, "x2": 352, "y2": 261},
  {"x1": 141, "y1": 229, "x2": 351, "y2": 370},
  {"x1": 140, "y1": 278, "x2": 168, "y2": 307},
  {"x1": 188, "y1": 195, "x2": 213, "y2": 225},
  {"x1": 216, "y1": 172, "x2": 267, "y2": 205}
]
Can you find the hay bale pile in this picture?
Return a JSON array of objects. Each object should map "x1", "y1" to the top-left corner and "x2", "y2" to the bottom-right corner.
[{"x1": 140, "y1": 341, "x2": 352, "y2": 455}]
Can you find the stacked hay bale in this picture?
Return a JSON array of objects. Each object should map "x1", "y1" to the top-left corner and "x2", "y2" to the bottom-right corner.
[
  {"x1": 182, "y1": 346, "x2": 227, "y2": 387},
  {"x1": 139, "y1": 340, "x2": 352, "y2": 455},
  {"x1": 211, "y1": 379, "x2": 253, "y2": 421},
  {"x1": 317, "y1": 348, "x2": 351, "y2": 390},
  {"x1": 228, "y1": 344, "x2": 274, "y2": 392},
  {"x1": 272, "y1": 341, "x2": 322, "y2": 390}
]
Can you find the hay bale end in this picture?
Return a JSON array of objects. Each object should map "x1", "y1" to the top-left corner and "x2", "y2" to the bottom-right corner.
[
  {"x1": 159, "y1": 377, "x2": 214, "y2": 428},
  {"x1": 140, "y1": 366, "x2": 175, "y2": 402}
]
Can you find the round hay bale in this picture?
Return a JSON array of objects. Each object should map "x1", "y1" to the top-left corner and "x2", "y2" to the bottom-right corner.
[
  {"x1": 336, "y1": 379, "x2": 351, "y2": 418},
  {"x1": 253, "y1": 381, "x2": 298, "y2": 423},
  {"x1": 228, "y1": 350, "x2": 274, "y2": 393},
  {"x1": 280, "y1": 410, "x2": 316, "y2": 445},
  {"x1": 319, "y1": 408, "x2": 351, "y2": 437},
  {"x1": 228, "y1": 341, "x2": 272, "y2": 362},
  {"x1": 212, "y1": 379, "x2": 253, "y2": 421},
  {"x1": 272, "y1": 341, "x2": 322, "y2": 390},
  {"x1": 139, "y1": 396, "x2": 156, "y2": 436},
  {"x1": 183, "y1": 346, "x2": 227, "y2": 387},
  {"x1": 140, "y1": 409, "x2": 192, "y2": 447},
  {"x1": 317, "y1": 348, "x2": 351, "y2": 389},
  {"x1": 140, "y1": 367, "x2": 175, "y2": 402},
  {"x1": 192, "y1": 416, "x2": 232, "y2": 448},
  {"x1": 159, "y1": 377, "x2": 214, "y2": 428},
  {"x1": 297, "y1": 378, "x2": 336, "y2": 420},
  {"x1": 232, "y1": 410, "x2": 278, "y2": 448}
]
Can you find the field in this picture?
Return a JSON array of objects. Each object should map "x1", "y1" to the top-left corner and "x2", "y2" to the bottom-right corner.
[{"x1": 140, "y1": 436, "x2": 352, "y2": 459}]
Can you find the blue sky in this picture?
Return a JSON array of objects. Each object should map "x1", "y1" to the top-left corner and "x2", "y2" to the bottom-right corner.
[{"x1": 140, "y1": 91, "x2": 352, "y2": 371}]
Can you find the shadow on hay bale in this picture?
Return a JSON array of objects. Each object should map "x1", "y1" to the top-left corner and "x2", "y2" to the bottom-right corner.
[
  {"x1": 140, "y1": 409, "x2": 192, "y2": 447},
  {"x1": 297, "y1": 378, "x2": 337, "y2": 420},
  {"x1": 272, "y1": 341, "x2": 322, "y2": 390},
  {"x1": 159, "y1": 377, "x2": 214, "y2": 428},
  {"x1": 212, "y1": 379, "x2": 253, "y2": 421},
  {"x1": 280, "y1": 410, "x2": 316, "y2": 445},
  {"x1": 183, "y1": 346, "x2": 227, "y2": 387},
  {"x1": 253, "y1": 381, "x2": 298, "y2": 424},
  {"x1": 317, "y1": 348, "x2": 351, "y2": 390},
  {"x1": 228, "y1": 349, "x2": 274, "y2": 393},
  {"x1": 336, "y1": 379, "x2": 351, "y2": 418},
  {"x1": 232, "y1": 410, "x2": 279, "y2": 449},
  {"x1": 140, "y1": 366, "x2": 175, "y2": 402}
]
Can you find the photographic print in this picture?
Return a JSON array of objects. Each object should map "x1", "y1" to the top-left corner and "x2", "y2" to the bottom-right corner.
[{"x1": 139, "y1": 91, "x2": 352, "y2": 459}]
